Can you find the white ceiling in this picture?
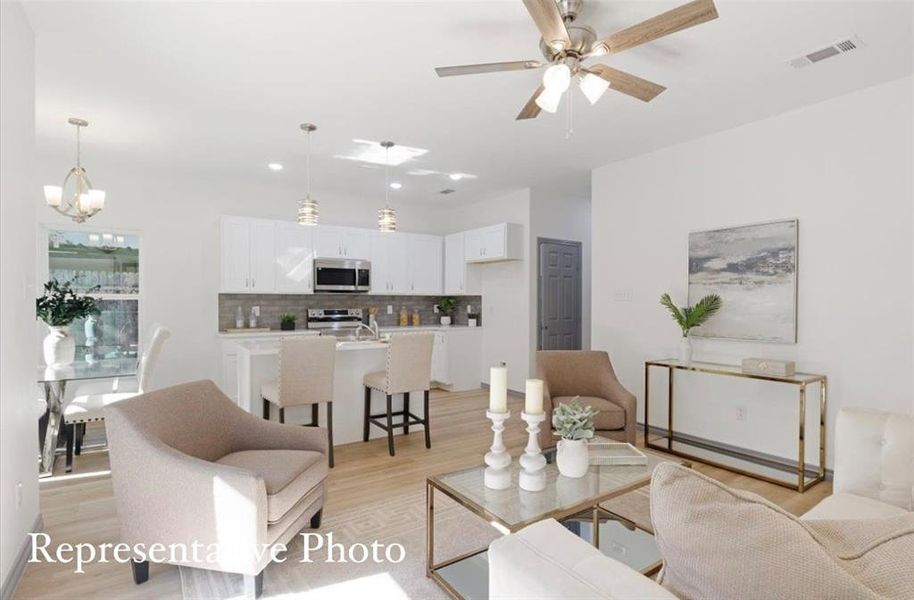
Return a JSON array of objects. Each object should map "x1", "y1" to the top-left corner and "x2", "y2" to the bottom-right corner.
[{"x1": 24, "y1": 1, "x2": 914, "y2": 205}]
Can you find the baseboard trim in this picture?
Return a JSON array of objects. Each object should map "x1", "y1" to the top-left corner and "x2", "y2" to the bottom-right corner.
[
  {"x1": 0, "y1": 513, "x2": 43, "y2": 600},
  {"x1": 639, "y1": 423, "x2": 833, "y2": 481}
]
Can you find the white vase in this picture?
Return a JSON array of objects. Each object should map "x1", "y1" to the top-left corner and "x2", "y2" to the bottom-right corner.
[
  {"x1": 556, "y1": 439, "x2": 589, "y2": 478},
  {"x1": 440, "y1": 316, "x2": 452, "y2": 326},
  {"x1": 678, "y1": 337, "x2": 693, "y2": 363},
  {"x1": 43, "y1": 325, "x2": 75, "y2": 366}
]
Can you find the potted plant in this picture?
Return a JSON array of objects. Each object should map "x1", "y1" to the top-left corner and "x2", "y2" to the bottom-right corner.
[
  {"x1": 436, "y1": 296, "x2": 457, "y2": 326},
  {"x1": 279, "y1": 313, "x2": 297, "y2": 331},
  {"x1": 660, "y1": 292, "x2": 722, "y2": 363},
  {"x1": 36, "y1": 279, "x2": 99, "y2": 366},
  {"x1": 552, "y1": 398, "x2": 598, "y2": 478}
]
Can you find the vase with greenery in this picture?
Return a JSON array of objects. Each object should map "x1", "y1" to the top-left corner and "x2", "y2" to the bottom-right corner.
[
  {"x1": 552, "y1": 398, "x2": 598, "y2": 478},
  {"x1": 36, "y1": 279, "x2": 99, "y2": 366},
  {"x1": 659, "y1": 292, "x2": 722, "y2": 363},
  {"x1": 279, "y1": 313, "x2": 297, "y2": 331},
  {"x1": 436, "y1": 296, "x2": 457, "y2": 326}
]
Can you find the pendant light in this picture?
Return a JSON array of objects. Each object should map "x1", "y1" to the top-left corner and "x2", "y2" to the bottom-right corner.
[
  {"x1": 377, "y1": 141, "x2": 397, "y2": 232},
  {"x1": 297, "y1": 123, "x2": 319, "y2": 226},
  {"x1": 44, "y1": 118, "x2": 106, "y2": 223}
]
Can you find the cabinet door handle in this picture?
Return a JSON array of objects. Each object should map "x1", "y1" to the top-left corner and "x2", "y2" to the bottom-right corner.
[{"x1": 251, "y1": 278, "x2": 255, "y2": 288}]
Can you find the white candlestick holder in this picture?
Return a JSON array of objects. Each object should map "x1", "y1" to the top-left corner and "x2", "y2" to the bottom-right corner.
[
  {"x1": 519, "y1": 411, "x2": 547, "y2": 492},
  {"x1": 484, "y1": 410, "x2": 512, "y2": 490}
]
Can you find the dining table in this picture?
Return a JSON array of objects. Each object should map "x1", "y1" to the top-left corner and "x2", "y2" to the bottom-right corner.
[{"x1": 37, "y1": 357, "x2": 137, "y2": 477}]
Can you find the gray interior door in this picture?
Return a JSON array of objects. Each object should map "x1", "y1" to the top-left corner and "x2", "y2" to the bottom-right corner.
[{"x1": 538, "y1": 239, "x2": 582, "y2": 351}]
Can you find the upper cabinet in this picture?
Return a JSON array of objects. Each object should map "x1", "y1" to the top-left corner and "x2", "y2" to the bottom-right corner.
[
  {"x1": 221, "y1": 217, "x2": 276, "y2": 293},
  {"x1": 370, "y1": 233, "x2": 408, "y2": 293},
  {"x1": 464, "y1": 223, "x2": 523, "y2": 263},
  {"x1": 273, "y1": 222, "x2": 314, "y2": 293},
  {"x1": 313, "y1": 225, "x2": 370, "y2": 260},
  {"x1": 445, "y1": 232, "x2": 478, "y2": 295},
  {"x1": 406, "y1": 234, "x2": 442, "y2": 294}
]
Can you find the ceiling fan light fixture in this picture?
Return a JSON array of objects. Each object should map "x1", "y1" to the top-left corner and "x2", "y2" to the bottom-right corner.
[
  {"x1": 535, "y1": 86, "x2": 564, "y2": 113},
  {"x1": 548, "y1": 39, "x2": 567, "y2": 52},
  {"x1": 590, "y1": 42, "x2": 610, "y2": 57},
  {"x1": 542, "y1": 63, "x2": 571, "y2": 92},
  {"x1": 579, "y1": 72, "x2": 610, "y2": 104}
]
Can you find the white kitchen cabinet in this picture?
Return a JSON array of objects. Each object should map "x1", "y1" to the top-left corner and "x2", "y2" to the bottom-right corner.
[
  {"x1": 313, "y1": 226, "x2": 371, "y2": 259},
  {"x1": 406, "y1": 234, "x2": 442, "y2": 294},
  {"x1": 431, "y1": 331, "x2": 448, "y2": 384},
  {"x1": 464, "y1": 223, "x2": 523, "y2": 263},
  {"x1": 430, "y1": 328, "x2": 482, "y2": 391},
  {"x1": 220, "y1": 217, "x2": 275, "y2": 293},
  {"x1": 444, "y1": 232, "x2": 479, "y2": 295},
  {"x1": 274, "y1": 222, "x2": 314, "y2": 293},
  {"x1": 370, "y1": 233, "x2": 408, "y2": 293}
]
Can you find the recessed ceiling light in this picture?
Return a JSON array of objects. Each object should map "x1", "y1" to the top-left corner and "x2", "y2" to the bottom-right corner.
[
  {"x1": 335, "y1": 139, "x2": 428, "y2": 166},
  {"x1": 268, "y1": 163, "x2": 283, "y2": 171},
  {"x1": 449, "y1": 173, "x2": 463, "y2": 181},
  {"x1": 389, "y1": 182, "x2": 402, "y2": 190}
]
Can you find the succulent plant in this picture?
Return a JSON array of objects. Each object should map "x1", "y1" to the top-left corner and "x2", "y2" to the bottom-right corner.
[{"x1": 552, "y1": 397, "x2": 598, "y2": 441}]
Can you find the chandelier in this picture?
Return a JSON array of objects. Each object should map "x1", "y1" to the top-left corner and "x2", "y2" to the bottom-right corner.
[
  {"x1": 377, "y1": 141, "x2": 397, "y2": 232},
  {"x1": 297, "y1": 123, "x2": 319, "y2": 226},
  {"x1": 44, "y1": 118, "x2": 106, "y2": 224}
]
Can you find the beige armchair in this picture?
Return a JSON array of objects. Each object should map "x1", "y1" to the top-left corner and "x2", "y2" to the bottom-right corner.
[
  {"x1": 536, "y1": 351, "x2": 636, "y2": 449},
  {"x1": 105, "y1": 380, "x2": 328, "y2": 598}
]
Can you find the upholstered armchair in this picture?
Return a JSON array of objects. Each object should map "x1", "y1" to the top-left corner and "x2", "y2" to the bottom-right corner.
[
  {"x1": 536, "y1": 351, "x2": 636, "y2": 449},
  {"x1": 105, "y1": 380, "x2": 328, "y2": 598}
]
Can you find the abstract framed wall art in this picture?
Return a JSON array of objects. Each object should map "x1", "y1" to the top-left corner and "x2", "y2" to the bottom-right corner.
[{"x1": 688, "y1": 219, "x2": 798, "y2": 343}]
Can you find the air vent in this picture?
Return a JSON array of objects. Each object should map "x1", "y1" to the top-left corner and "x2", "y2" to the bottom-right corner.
[
  {"x1": 788, "y1": 35, "x2": 864, "y2": 69},
  {"x1": 439, "y1": 188, "x2": 456, "y2": 195}
]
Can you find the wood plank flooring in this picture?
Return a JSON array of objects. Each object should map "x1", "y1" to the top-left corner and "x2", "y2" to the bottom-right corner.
[{"x1": 15, "y1": 389, "x2": 831, "y2": 599}]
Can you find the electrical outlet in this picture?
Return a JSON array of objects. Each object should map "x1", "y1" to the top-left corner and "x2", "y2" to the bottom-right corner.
[
  {"x1": 387, "y1": 305, "x2": 393, "y2": 315},
  {"x1": 433, "y1": 305, "x2": 439, "y2": 314},
  {"x1": 252, "y1": 306, "x2": 260, "y2": 317},
  {"x1": 736, "y1": 407, "x2": 747, "y2": 421},
  {"x1": 467, "y1": 305, "x2": 473, "y2": 313}
]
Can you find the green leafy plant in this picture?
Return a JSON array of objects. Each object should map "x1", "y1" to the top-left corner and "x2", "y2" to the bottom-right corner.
[
  {"x1": 660, "y1": 292, "x2": 722, "y2": 338},
  {"x1": 36, "y1": 279, "x2": 99, "y2": 327},
  {"x1": 436, "y1": 297, "x2": 457, "y2": 316},
  {"x1": 552, "y1": 398, "x2": 598, "y2": 441},
  {"x1": 279, "y1": 313, "x2": 297, "y2": 324}
]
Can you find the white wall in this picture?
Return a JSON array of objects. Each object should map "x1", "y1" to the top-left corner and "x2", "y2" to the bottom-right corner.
[
  {"x1": 443, "y1": 189, "x2": 532, "y2": 391},
  {"x1": 592, "y1": 76, "x2": 914, "y2": 467},
  {"x1": 0, "y1": 2, "x2": 41, "y2": 592}
]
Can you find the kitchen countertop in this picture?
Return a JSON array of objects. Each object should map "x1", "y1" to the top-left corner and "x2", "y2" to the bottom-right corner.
[
  {"x1": 235, "y1": 339, "x2": 389, "y2": 356},
  {"x1": 218, "y1": 324, "x2": 481, "y2": 338}
]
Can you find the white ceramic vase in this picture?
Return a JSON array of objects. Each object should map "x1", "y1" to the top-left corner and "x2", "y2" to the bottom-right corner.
[
  {"x1": 43, "y1": 325, "x2": 75, "y2": 366},
  {"x1": 678, "y1": 337, "x2": 693, "y2": 363},
  {"x1": 556, "y1": 439, "x2": 589, "y2": 478},
  {"x1": 440, "y1": 316, "x2": 452, "y2": 326}
]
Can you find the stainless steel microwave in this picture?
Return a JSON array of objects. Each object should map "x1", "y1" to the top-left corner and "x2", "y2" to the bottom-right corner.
[{"x1": 313, "y1": 258, "x2": 371, "y2": 293}]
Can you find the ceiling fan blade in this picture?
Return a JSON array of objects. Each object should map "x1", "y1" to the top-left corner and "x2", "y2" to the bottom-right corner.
[
  {"x1": 588, "y1": 64, "x2": 666, "y2": 102},
  {"x1": 435, "y1": 60, "x2": 542, "y2": 77},
  {"x1": 516, "y1": 84, "x2": 545, "y2": 120},
  {"x1": 522, "y1": 0, "x2": 572, "y2": 51},
  {"x1": 599, "y1": 0, "x2": 718, "y2": 54}
]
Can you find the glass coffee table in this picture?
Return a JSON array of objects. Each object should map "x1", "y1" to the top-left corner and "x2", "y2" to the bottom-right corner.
[{"x1": 426, "y1": 446, "x2": 676, "y2": 599}]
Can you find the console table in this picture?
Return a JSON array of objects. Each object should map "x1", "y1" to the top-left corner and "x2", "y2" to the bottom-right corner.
[{"x1": 644, "y1": 359, "x2": 827, "y2": 492}]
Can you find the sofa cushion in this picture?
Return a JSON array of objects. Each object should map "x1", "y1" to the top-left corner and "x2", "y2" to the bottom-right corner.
[
  {"x1": 216, "y1": 449, "x2": 327, "y2": 523},
  {"x1": 651, "y1": 463, "x2": 914, "y2": 600},
  {"x1": 803, "y1": 492, "x2": 910, "y2": 521},
  {"x1": 554, "y1": 396, "x2": 625, "y2": 430}
]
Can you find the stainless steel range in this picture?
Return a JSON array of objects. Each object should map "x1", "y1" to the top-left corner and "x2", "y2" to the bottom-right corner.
[{"x1": 306, "y1": 308, "x2": 364, "y2": 336}]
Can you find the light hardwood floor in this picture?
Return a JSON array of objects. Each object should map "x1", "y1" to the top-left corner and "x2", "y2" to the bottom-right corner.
[{"x1": 16, "y1": 388, "x2": 831, "y2": 599}]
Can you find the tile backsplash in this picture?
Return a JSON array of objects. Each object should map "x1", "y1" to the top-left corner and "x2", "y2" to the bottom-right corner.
[{"x1": 218, "y1": 293, "x2": 482, "y2": 331}]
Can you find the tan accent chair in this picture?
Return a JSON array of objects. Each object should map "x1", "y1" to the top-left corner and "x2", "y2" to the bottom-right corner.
[
  {"x1": 362, "y1": 333, "x2": 434, "y2": 456},
  {"x1": 536, "y1": 350, "x2": 636, "y2": 449},
  {"x1": 63, "y1": 324, "x2": 170, "y2": 472},
  {"x1": 260, "y1": 336, "x2": 337, "y2": 467},
  {"x1": 105, "y1": 380, "x2": 328, "y2": 598}
]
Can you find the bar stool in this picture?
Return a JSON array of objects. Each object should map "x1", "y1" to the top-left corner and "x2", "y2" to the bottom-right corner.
[
  {"x1": 261, "y1": 335, "x2": 337, "y2": 467},
  {"x1": 362, "y1": 332, "x2": 434, "y2": 456}
]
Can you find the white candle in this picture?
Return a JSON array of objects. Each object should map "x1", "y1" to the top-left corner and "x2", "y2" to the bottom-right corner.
[
  {"x1": 525, "y1": 379, "x2": 544, "y2": 415},
  {"x1": 489, "y1": 365, "x2": 508, "y2": 413}
]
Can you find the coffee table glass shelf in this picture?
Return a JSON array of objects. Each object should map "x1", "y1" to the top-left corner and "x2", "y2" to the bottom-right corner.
[{"x1": 426, "y1": 445, "x2": 673, "y2": 599}]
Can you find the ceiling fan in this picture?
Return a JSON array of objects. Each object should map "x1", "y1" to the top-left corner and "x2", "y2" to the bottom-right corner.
[{"x1": 435, "y1": 0, "x2": 718, "y2": 120}]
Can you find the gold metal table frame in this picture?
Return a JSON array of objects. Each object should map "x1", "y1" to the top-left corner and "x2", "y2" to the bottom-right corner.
[{"x1": 644, "y1": 359, "x2": 827, "y2": 492}]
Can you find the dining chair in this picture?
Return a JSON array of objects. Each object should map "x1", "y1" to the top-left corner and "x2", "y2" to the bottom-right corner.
[
  {"x1": 260, "y1": 335, "x2": 337, "y2": 467},
  {"x1": 362, "y1": 332, "x2": 434, "y2": 456},
  {"x1": 62, "y1": 325, "x2": 170, "y2": 472}
]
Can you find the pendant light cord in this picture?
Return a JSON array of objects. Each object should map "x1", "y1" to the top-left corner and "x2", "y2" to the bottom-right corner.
[
  {"x1": 306, "y1": 129, "x2": 312, "y2": 198},
  {"x1": 384, "y1": 144, "x2": 390, "y2": 208},
  {"x1": 76, "y1": 125, "x2": 82, "y2": 169}
]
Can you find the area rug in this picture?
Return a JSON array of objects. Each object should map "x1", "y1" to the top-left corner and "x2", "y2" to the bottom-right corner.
[{"x1": 179, "y1": 485, "x2": 654, "y2": 599}]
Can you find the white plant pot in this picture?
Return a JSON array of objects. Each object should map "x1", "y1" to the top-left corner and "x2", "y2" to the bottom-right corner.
[
  {"x1": 440, "y1": 316, "x2": 452, "y2": 326},
  {"x1": 43, "y1": 325, "x2": 75, "y2": 367},
  {"x1": 678, "y1": 337, "x2": 693, "y2": 363},
  {"x1": 556, "y1": 439, "x2": 589, "y2": 478}
]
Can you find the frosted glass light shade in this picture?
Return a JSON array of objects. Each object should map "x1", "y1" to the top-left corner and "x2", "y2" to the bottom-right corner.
[
  {"x1": 378, "y1": 206, "x2": 397, "y2": 232},
  {"x1": 87, "y1": 189, "x2": 106, "y2": 210},
  {"x1": 535, "y1": 86, "x2": 564, "y2": 113},
  {"x1": 297, "y1": 197, "x2": 319, "y2": 226},
  {"x1": 44, "y1": 185, "x2": 62, "y2": 207},
  {"x1": 580, "y1": 73, "x2": 610, "y2": 104},
  {"x1": 542, "y1": 64, "x2": 571, "y2": 92}
]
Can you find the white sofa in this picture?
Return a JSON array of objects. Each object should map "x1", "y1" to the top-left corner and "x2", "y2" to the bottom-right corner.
[{"x1": 489, "y1": 408, "x2": 913, "y2": 599}]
